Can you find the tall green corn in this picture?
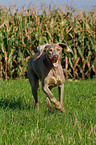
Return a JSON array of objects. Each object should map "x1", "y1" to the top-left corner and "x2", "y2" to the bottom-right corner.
[{"x1": 0, "y1": 4, "x2": 95, "y2": 79}]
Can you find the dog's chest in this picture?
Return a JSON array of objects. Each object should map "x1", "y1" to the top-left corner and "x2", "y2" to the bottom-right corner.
[{"x1": 44, "y1": 68, "x2": 64, "y2": 86}]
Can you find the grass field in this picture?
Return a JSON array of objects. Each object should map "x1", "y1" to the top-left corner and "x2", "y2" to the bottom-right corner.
[{"x1": 0, "y1": 79, "x2": 96, "y2": 144}]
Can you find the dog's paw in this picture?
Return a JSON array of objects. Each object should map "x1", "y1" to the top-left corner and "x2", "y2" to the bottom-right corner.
[
  {"x1": 35, "y1": 103, "x2": 39, "y2": 110},
  {"x1": 48, "y1": 107, "x2": 55, "y2": 113},
  {"x1": 61, "y1": 106, "x2": 65, "y2": 113},
  {"x1": 55, "y1": 103, "x2": 65, "y2": 113}
]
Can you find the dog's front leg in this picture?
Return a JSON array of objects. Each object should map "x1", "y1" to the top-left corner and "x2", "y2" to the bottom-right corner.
[
  {"x1": 58, "y1": 84, "x2": 64, "y2": 106},
  {"x1": 42, "y1": 85, "x2": 65, "y2": 113},
  {"x1": 46, "y1": 97, "x2": 55, "y2": 113},
  {"x1": 45, "y1": 87, "x2": 55, "y2": 113}
]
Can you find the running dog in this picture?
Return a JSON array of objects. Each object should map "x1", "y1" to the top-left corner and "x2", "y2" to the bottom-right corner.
[{"x1": 27, "y1": 43, "x2": 71, "y2": 113}]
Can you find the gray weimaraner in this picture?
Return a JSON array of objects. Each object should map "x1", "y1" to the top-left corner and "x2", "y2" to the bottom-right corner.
[{"x1": 27, "y1": 43, "x2": 71, "y2": 113}]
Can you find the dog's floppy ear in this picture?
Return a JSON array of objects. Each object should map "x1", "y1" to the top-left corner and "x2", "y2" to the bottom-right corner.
[
  {"x1": 37, "y1": 44, "x2": 51, "y2": 58},
  {"x1": 57, "y1": 43, "x2": 71, "y2": 52}
]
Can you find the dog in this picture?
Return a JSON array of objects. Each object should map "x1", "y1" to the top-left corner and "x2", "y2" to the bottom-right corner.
[{"x1": 27, "y1": 43, "x2": 71, "y2": 113}]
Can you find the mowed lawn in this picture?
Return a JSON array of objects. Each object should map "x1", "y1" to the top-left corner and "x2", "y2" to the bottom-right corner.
[{"x1": 0, "y1": 79, "x2": 96, "y2": 144}]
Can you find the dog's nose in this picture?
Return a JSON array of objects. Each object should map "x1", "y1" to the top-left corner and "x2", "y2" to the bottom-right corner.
[{"x1": 52, "y1": 54, "x2": 58, "y2": 62}]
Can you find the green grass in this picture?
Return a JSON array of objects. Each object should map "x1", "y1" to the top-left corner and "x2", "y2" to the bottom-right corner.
[{"x1": 0, "y1": 79, "x2": 96, "y2": 144}]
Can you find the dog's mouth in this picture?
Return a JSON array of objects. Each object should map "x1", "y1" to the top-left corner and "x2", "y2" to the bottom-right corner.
[
  {"x1": 48, "y1": 54, "x2": 59, "y2": 67},
  {"x1": 52, "y1": 60, "x2": 59, "y2": 67}
]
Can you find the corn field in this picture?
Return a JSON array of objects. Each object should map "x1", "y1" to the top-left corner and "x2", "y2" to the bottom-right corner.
[{"x1": 0, "y1": 4, "x2": 96, "y2": 79}]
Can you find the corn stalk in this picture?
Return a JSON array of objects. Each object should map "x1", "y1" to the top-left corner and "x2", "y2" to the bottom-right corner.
[{"x1": 0, "y1": 4, "x2": 95, "y2": 79}]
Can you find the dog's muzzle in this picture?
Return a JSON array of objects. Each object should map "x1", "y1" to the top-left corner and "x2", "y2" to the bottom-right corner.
[{"x1": 49, "y1": 54, "x2": 59, "y2": 68}]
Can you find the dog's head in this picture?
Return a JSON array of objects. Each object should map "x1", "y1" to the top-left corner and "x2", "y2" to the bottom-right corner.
[{"x1": 37, "y1": 43, "x2": 71, "y2": 67}]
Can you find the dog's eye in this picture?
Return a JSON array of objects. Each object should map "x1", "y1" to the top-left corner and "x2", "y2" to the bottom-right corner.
[{"x1": 57, "y1": 48, "x2": 61, "y2": 51}]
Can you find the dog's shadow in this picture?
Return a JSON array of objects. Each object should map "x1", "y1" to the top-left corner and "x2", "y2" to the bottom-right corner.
[{"x1": 0, "y1": 97, "x2": 34, "y2": 110}]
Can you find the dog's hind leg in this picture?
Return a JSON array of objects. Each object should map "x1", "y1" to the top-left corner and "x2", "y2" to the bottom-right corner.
[{"x1": 27, "y1": 69, "x2": 39, "y2": 109}]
